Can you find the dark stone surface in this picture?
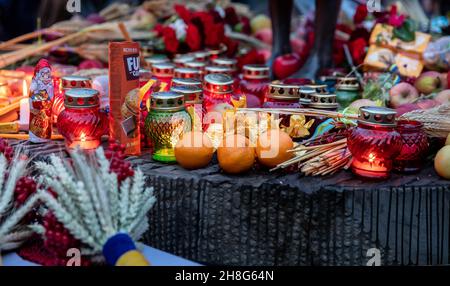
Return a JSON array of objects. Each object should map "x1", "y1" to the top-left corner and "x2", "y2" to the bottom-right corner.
[{"x1": 9, "y1": 139, "x2": 450, "y2": 266}]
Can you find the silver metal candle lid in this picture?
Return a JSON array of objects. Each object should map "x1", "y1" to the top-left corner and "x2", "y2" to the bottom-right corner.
[
  {"x1": 145, "y1": 55, "x2": 169, "y2": 67},
  {"x1": 243, "y1": 64, "x2": 269, "y2": 79},
  {"x1": 267, "y1": 83, "x2": 300, "y2": 100},
  {"x1": 358, "y1": 106, "x2": 396, "y2": 127},
  {"x1": 299, "y1": 86, "x2": 316, "y2": 105},
  {"x1": 203, "y1": 74, "x2": 234, "y2": 94},
  {"x1": 336, "y1": 77, "x2": 359, "y2": 91},
  {"x1": 204, "y1": 66, "x2": 233, "y2": 75},
  {"x1": 174, "y1": 67, "x2": 201, "y2": 79},
  {"x1": 213, "y1": 58, "x2": 238, "y2": 70},
  {"x1": 171, "y1": 78, "x2": 202, "y2": 88},
  {"x1": 150, "y1": 91, "x2": 185, "y2": 112},
  {"x1": 64, "y1": 88, "x2": 99, "y2": 108},
  {"x1": 61, "y1": 75, "x2": 92, "y2": 89},
  {"x1": 151, "y1": 63, "x2": 175, "y2": 77},
  {"x1": 306, "y1": 84, "x2": 329, "y2": 94},
  {"x1": 171, "y1": 85, "x2": 203, "y2": 104},
  {"x1": 309, "y1": 93, "x2": 338, "y2": 109}
]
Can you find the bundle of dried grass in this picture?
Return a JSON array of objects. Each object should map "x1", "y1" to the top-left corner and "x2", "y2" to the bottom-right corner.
[
  {"x1": 272, "y1": 132, "x2": 352, "y2": 176},
  {"x1": 400, "y1": 104, "x2": 450, "y2": 138}
]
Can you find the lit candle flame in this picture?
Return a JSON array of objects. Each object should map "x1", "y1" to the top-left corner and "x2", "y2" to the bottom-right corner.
[
  {"x1": 368, "y1": 153, "x2": 376, "y2": 163},
  {"x1": 22, "y1": 80, "x2": 28, "y2": 97},
  {"x1": 80, "y1": 132, "x2": 86, "y2": 142}
]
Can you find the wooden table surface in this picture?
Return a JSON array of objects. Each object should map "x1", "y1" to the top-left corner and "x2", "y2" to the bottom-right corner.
[{"x1": 7, "y1": 139, "x2": 450, "y2": 266}]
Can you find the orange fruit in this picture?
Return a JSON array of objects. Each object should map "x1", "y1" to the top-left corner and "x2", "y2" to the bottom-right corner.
[
  {"x1": 175, "y1": 132, "x2": 214, "y2": 170},
  {"x1": 256, "y1": 129, "x2": 294, "y2": 168},
  {"x1": 217, "y1": 134, "x2": 255, "y2": 174},
  {"x1": 435, "y1": 145, "x2": 450, "y2": 179}
]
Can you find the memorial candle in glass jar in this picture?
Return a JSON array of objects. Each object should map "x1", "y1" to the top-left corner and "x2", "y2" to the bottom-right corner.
[
  {"x1": 262, "y1": 83, "x2": 301, "y2": 126},
  {"x1": 173, "y1": 67, "x2": 202, "y2": 80},
  {"x1": 173, "y1": 55, "x2": 195, "y2": 68},
  {"x1": 203, "y1": 73, "x2": 234, "y2": 113},
  {"x1": 348, "y1": 106, "x2": 403, "y2": 179},
  {"x1": 54, "y1": 75, "x2": 92, "y2": 123},
  {"x1": 151, "y1": 63, "x2": 175, "y2": 90},
  {"x1": 171, "y1": 85, "x2": 206, "y2": 131},
  {"x1": 239, "y1": 64, "x2": 270, "y2": 108},
  {"x1": 394, "y1": 120, "x2": 429, "y2": 173},
  {"x1": 335, "y1": 77, "x2": 361, "y2": 109},
  {"x1": 171, "y1": 78, "x2": 202, "y2": 89},
  {"x1": 144, "y1": 92, "x2": 191, "y2": 163},
  {"x1": 57, "y1": 88, "x2": 104, "y2": 150}
]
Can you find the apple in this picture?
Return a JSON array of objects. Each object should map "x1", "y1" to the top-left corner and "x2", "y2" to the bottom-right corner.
[
  {"x1": 273, "y1": 53, "x2": 302, "y2": 79},
  {"x1": 435, "y1": 89, "x2": 450, "y2": 104},
  {"x1": 250, "y1": 15, "x2": 271, "y2": 34},
  {"x1": 254, "y1": 28, "x2": 272, "y2": 45},
  {"x1": 435, "y1": 145, "x2": 450, "y2": 179},
  {"x1": 395, "y1": 103, "x2": 420, "y2": 117},
  {"x1": 389, "y1": 82, "x2": 419, "y2": 108},
  {"x1": 446, "y1": 133, "x2": 450, "y2": 146},
  {"x1": 415, "y1": 71, "x2": 442, "y2": 94},
  {"x1": 348, "y1": 99, "x2": 378, "y2": 114},
  {"x1": 416, "y1": 99, "x2": 440, "y2": 110}
]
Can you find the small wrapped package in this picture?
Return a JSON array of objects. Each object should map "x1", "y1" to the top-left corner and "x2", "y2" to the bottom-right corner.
[
  {"x1": 29, "y1": 59, "x2": 54, "y2": 143},
  {"x1": 369, "y1": 23, "x2": 431, "y2": 56},
  {"x1": 109, "y1": 42, "x2": 141, "y2": 155}
]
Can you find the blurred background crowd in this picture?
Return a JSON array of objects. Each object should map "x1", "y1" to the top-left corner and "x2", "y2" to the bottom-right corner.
[{"x1": 0, "y1": 0, "x2": 449, "y2": 41}]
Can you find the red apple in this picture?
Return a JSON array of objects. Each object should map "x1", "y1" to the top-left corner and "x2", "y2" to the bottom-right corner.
[
  {"x1": 389, "y1": 82, "x2": 419, "y2": 108},
  {"x1": 273, "y1": 53, "x2": 302, "y2": 79},
  {"x1": 435, "y1": 89, "x2": 450, "y2": 104},
  {"x1": 396, "y1": 103, "x2": 420, "y2": 117},
  {"x1": 415, "y1": 71, "x2": 442, "y2": 94}
]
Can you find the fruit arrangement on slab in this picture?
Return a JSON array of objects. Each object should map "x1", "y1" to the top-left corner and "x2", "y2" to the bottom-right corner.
[{"x1": 0, "y1": 0, "x2": 449, "y2": 267}]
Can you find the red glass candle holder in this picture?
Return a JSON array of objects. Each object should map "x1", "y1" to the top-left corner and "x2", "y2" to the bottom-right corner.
[
  {"x1": 151, "y1": 63, "x2": 175, "y2": 91},
  {"x1": 203, "y1": 74, "x2": 234, "y2": 113},
  {"x1": 171, "y1": 85, "x2": 207, "y2": 131},
  {"x1": 239, "y1": 64, "x2": 270, "y2": 108},
  {"x1": 57, "y1": 88, "x2": 104, "y2": 150},
  {"x1": 394, "y1": 120, "x2": 429, "y2": 173},
  {"x1": 173, "y1": 67, "x2": 202, "y2": 80},
  {"x1": 348, "y1": 107, "x2": 403, "y2": 179},
  {"x1": 262, "y1": 83, "x2": 301, "y2": 126},
  {"x1": 53, "y1": 75, "x2": 92, "y2": 124},
  {"x1": 173, "y1": 55, "x2": 195, "y2": 67}
]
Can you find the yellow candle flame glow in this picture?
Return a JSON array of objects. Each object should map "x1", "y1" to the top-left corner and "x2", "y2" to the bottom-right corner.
[
  {"x1": 80, "y1": 132, "x2": 86, "y2": 142},
  {"x1": 22, "y1": 80, "x2": 28, "y2": 97},
  {"x1": 368, "y1": 153, "x2": 376, "y2": 163}
]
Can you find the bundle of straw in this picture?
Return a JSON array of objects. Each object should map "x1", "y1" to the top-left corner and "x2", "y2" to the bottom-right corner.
[{"x1": 400, "y1": 104, "x2": 450, "y2": 138}]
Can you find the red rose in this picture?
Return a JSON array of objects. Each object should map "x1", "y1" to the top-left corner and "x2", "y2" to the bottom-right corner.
[
  {"x1": 163, "y1": 27, "x2": 179, "y2": 54},
  {"x1": 223, "y1": 36, "x2": 238, "y2": 57},
  {"x1": 205, "y1": 23, "x2": 225, "y2": 48},
  {"x1": 154, "y1": 24, "x2": 165, "y2": 37},
  {"x1": 186, "y1": 24, "x2": 201, "y2": 51},
  {"x1": 353, "y1": 4, "x2": 368, "y2": 25},
  {"x1": 174, "y1": 4, "x2": 191, "y2": 23},
  {"x1": 349, "y1": 38, "x2": 368, "y2": 65},
  {"x1": 388, "y1": 5, "x2": 405, "y2": 28},
  {"x1": 225, "y1": 7, "x2": 239, "y2": 26}
]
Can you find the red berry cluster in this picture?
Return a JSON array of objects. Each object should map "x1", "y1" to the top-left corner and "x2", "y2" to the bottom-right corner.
[
  {"x1": 14, "y1": 176, "x2": 37, "y2": 205},
  {"x1": 0, "y1": 138, "x2": 14, "y2": 161},
  {"x1": 42, "y1": 212, "x2": 90, "y2": 266},
  {"x1": 106, "y1": 140, "x2": 135, "y2": 183}
]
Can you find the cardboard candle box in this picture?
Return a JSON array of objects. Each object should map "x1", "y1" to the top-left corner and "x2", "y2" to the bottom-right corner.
[{"x1": 109, "y1": 42, "x2": 141, "y2": 155}]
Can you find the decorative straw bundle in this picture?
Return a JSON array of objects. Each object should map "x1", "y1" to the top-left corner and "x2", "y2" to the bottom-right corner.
[
  {"x1": 0, "y1": 153, "x2": 40, "y2": 254},
  {"x1": 35, "y1": 147, "x2": 156, "y2": 266},
  {"x1": 400, "y1": 104, "x2": 450, "y2": 138}
]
